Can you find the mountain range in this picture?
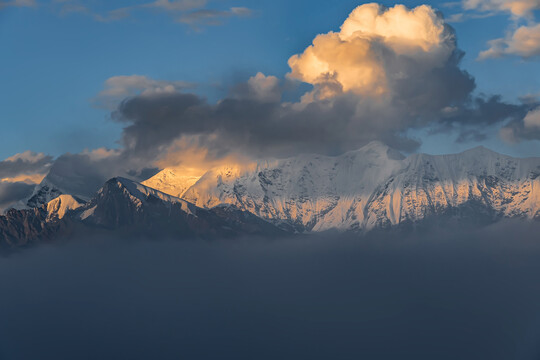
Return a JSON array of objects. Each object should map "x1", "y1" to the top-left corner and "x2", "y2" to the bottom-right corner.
[{"x1": 2, "y1": 141, "x2": 539, "y2": 249}]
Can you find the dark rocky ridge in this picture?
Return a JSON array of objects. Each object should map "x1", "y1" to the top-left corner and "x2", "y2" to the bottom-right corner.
[{"x1": 0, "y1": 177, "x2": 285, "y2": 251}]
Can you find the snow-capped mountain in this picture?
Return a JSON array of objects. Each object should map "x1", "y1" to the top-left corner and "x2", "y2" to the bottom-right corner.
[
  {"x1": 142, "y1": 168, "x2": 201, "y2": 198},
  {"x1": 24, "y1": 178, "x2": 65, "y2": 209},
  {"x1": 3, "y1": 141, "x2": 539, "y2": 249},
  {"x1": 160, "y1": 141, "x2": 540, "y2": 232},
  {"x1": 46, "y1": 195, "x2": 85, "y2": 222}
]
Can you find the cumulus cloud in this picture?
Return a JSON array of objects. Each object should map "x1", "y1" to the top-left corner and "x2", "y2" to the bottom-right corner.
[
  {"x1": 94, "y1": 75, "x2": 195, "y2": 109},
  {"x1": 479, "y1": 23, "x2": 540, "y2": 59},
  {"x1": 231, "y1": 72, "x2": 281, "y2": 103},
  {"x1": 108, "y1": 3, "x2": 528, "y2": 165},
  {"x1": 288, "y1": 4, "x2": 455, "y2": 99}
]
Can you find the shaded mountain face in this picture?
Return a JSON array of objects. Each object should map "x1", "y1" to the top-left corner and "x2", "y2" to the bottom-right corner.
[
  {"x1": 0, "y1": 208, "x2": 66, "y2": 250},
  {"x1": 175, "y1": 142, "x2": 540, "y2": 232},
  {"x1": 0, "y1": 177, "x2": 284, "y2": 250},
  {"x1": 77, "y1": 177, "x2": 283, "y2": 238}
]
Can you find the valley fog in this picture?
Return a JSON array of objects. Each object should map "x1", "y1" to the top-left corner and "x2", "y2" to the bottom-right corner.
[{"x1": 2, "y1": 222, "x2": 540, "y2": 360}]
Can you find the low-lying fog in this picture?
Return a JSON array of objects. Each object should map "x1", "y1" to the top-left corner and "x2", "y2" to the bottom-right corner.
[{"x1": 2, "y1": 221, "x2": 540, "y2": 359}]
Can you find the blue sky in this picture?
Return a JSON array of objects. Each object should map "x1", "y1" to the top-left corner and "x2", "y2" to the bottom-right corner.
[{"x1": 1, "y1": 0, "x2": 540, "y2": 160}]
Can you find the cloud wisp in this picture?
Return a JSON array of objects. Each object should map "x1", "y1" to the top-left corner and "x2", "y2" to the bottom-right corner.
[
  {"x1": 451, "y1": 0, "x2": 540, "y2": 59},
  {"x1": 463, "y1": 0, "x2": 540, "y2": 18},
  {"x1": 38, "y1": 0, "x2": 254, "y2": 28},
  {"x1": 0, "y1": 0, "x2": 36, "y2": 10},
  {"x1": 176, "y1": 6, "x2": 252, "y2": 29}
]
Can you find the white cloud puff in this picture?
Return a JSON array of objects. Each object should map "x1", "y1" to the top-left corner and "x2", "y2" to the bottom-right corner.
[
  {"x1": 287, "y1": 3, "x2": 455, "y2": 100},
  {"x1": 479, "y1": 23, "x2": 540, "y2": 59}
]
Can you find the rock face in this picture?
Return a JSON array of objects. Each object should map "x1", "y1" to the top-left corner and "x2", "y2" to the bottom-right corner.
[
  {"x1": 26, "y1": 179, "x2": 63, "y2": 209},
  {"x1": 176, "y1": 142, "x2": 540, "y2": 232},
  {"x1": 0, "y1": 177, "x2": 284, "y2": 250},
  {"x1": 0, "y1": 208, "x2": 66, "y2": 249}
]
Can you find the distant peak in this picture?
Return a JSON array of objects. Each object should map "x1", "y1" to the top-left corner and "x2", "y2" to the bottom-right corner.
[
  {"x1": 46, "y1": 194, "x2": 85, "y2": 220},
  {"x1": 362, "y1": 140, "x2": 390, "y2": 150},
  {"x1": 351, "y1": 141, "x2": 405, "y2": 160},
  {"x1": 461, "y1": 145, "x2": 500, "y2": 156},
  {"x1": 107, "y1": 177, "x2": 137, "y2": 187}
]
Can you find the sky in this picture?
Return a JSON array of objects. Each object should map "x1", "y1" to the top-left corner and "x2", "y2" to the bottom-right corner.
[{"x1": 1, "y1": 0, "x2": 540, "y2": 203}]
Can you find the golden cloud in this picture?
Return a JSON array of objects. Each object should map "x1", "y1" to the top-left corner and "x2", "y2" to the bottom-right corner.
[{"x1": 287, "y1": 3, "x2": 455, "y2": 99}]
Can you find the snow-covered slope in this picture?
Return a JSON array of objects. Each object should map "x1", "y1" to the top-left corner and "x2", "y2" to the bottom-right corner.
[
  {"x1": 172, "y1": 142, "x2": 540, "y2": 232},
  {"x1": 142, "y1": 168, "x2": 200, "y2": 198},
  {"x1": 46, "y1": 195, "x2": 85, "y2": 221}
]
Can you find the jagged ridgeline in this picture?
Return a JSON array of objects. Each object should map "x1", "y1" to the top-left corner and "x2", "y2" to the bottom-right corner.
[{"x1": 2, "y1": 142, "x2": 540, "y2": 249}]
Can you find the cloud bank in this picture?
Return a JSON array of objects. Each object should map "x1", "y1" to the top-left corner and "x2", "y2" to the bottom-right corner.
[
  {"x1": 110, "y1": 4, "x2": 531, "y2": 164},
  {"x1": 2, "y1": 222, "x2": 540, "y2": 359}
]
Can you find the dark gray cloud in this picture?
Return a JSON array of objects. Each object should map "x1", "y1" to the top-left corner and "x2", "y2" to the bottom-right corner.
[
  {"x1": 0, "y1": 152, "x2": 53, "y2": 180},
  {"x1": 500, "y1": 105, "x2": 540, "y2": 143},
  {"x1": 111, "y1": 64, "x2": 528, "y2": 161},
  {"x1": 1, "y1": 222, "x2": 540, "y2": 359},
  {"x1": 43, "y1": 151, "x2": 156, "y2": 198},
  {"x1": 114, "y1": 91, "x2": 423, "y2": 158},
  {"x1": 0, "y1": 181, "x2": 34, "y2": 211},
  {"x1": 436, "y1": 95, "x2": 535, "y2": 142}
]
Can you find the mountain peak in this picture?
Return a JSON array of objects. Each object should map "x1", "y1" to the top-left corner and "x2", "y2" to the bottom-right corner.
[
  {"x1": 46, "y1": 195, "x2": 85, "y2": 221},
  {"x1": 460, "y1": 145, "x2": 500, "y2": 156},
  {"x1": 142, "y1": 168, "x2": 201, "y2": 198},
  {"x1": 102, "y1": 177, "x2": 197, "y2": 215},
  {"x1": 347, "y1": 141, "x2": 405, "y2": 160}
]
